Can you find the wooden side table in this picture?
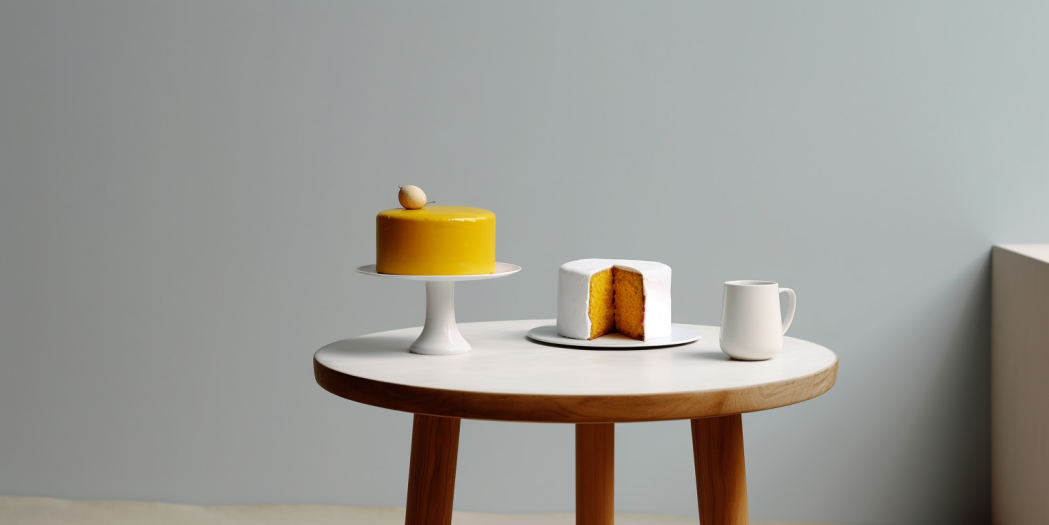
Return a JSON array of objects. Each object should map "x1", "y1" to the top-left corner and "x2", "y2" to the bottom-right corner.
[{"x1": 314, "y1": 320, "x2": 838, "y2": 525}]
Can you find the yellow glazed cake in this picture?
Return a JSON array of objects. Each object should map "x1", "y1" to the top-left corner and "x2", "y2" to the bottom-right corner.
[
  {"x1": 556, "y1": 259, "x2": 672, "y2": 341},
  {"x1": 376, "y1": 205, "x2": 496, "y2": 275}
]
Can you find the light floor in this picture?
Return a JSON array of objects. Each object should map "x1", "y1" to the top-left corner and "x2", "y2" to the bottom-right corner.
[{"x1": 1, "y1": 496, "x2": 844, "y2": 525}]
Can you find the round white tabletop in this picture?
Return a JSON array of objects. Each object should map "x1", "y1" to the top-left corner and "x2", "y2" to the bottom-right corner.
[{"x1": 314, "y1": 319, "x2": 837, "y2": 423}]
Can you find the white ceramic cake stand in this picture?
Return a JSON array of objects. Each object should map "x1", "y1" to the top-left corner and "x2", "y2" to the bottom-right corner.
[{"x1": 354, "y1": 263, "x2": 522, "y2": 355}]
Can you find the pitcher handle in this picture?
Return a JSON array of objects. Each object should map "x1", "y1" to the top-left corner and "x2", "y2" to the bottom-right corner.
[{"x1": 780, "y1": 288, "x2": 796, "y2": 335}]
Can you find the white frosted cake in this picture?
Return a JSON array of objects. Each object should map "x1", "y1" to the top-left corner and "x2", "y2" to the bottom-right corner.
[{"x1": 556, "y1": 259, "x2": 671, "y2": 341}]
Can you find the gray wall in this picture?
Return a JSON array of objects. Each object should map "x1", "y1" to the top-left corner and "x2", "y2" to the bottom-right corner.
[{"x1": 1, "y1": 2, "x2": 1047, "y2": 524}]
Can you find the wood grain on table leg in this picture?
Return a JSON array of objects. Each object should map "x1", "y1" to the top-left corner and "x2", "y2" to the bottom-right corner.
[
  {"x1": 691, "y1": 414, "x2": 748, "y2": 525},
  {"x1": 405, "y1": 414, "x2": 460, "y2": 525},
  {"x1": 576, "y1": 423, "x2": 615, "y2": 525}
]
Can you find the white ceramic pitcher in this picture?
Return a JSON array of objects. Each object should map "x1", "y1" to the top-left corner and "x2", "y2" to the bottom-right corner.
[{"x1": 720, "y1": 280, "x2": 796, "y2": 361}]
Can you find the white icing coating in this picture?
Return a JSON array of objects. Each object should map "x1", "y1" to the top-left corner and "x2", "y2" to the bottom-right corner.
[
  {"x1": 556, "y1": 259, "x2": 614, "y2": 340},
  {"x1": 556, "y1": 259, "x2": 672, "y2": 341}
]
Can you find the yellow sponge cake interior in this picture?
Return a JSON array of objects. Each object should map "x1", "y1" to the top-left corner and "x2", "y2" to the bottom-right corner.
[
  {"x1": 587, "y1": 268, "x2": 614, "y2": 339},
  {"x1": 611, "y1": 267, "x2": 645, "y2": 339}
]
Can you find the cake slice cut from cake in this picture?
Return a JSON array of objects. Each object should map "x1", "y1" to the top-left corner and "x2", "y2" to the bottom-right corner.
[{"x1": 556, "y1": 259, "x2": 671, "y2": 341}]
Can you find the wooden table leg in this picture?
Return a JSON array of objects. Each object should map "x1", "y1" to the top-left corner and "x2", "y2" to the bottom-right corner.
[
  {"x1": 691, "y1": 414, "x2": 748, "y2": 525},
  {"x1": 576, "y1": 423, "x2": 614, "y2": 525},
  {"x1": 406, "y1": 414, "x2": 461, "y2": 525}
]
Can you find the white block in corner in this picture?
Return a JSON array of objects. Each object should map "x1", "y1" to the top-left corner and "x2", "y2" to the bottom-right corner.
[{"x1": 992, "y1": 244, "x2": 1049, "y2": 525}]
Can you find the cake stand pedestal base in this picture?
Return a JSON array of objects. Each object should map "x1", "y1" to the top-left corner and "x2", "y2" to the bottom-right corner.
[
  {"x1": 410, "y1": 281, "x2": 471, "y2": 356},
  {"x1": 354, "y1": 263, "x2": 522, "y2": 356}
]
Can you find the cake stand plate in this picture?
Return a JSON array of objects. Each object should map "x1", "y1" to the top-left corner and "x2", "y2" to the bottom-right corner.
[
  {"x1": 526, "y1": 324, "x2": 702, "y2": 349},
  {"x1": 355, "y1": 263, "x2": 522, "y2": 355}
]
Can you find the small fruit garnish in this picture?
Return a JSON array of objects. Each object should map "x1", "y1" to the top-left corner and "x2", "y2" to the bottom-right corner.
[{"x1": 398, "y1": 185, "x2": 427, "y2": 210}]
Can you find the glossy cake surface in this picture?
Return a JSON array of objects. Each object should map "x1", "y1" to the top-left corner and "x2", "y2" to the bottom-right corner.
[{"x1": 376, "y1": 206, "x2": 495, "y2": 275}]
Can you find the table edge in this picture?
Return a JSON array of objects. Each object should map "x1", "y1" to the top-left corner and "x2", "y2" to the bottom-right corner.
[{"x1": 313, "y1": 354, "x2": 838, "y2": 423}]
